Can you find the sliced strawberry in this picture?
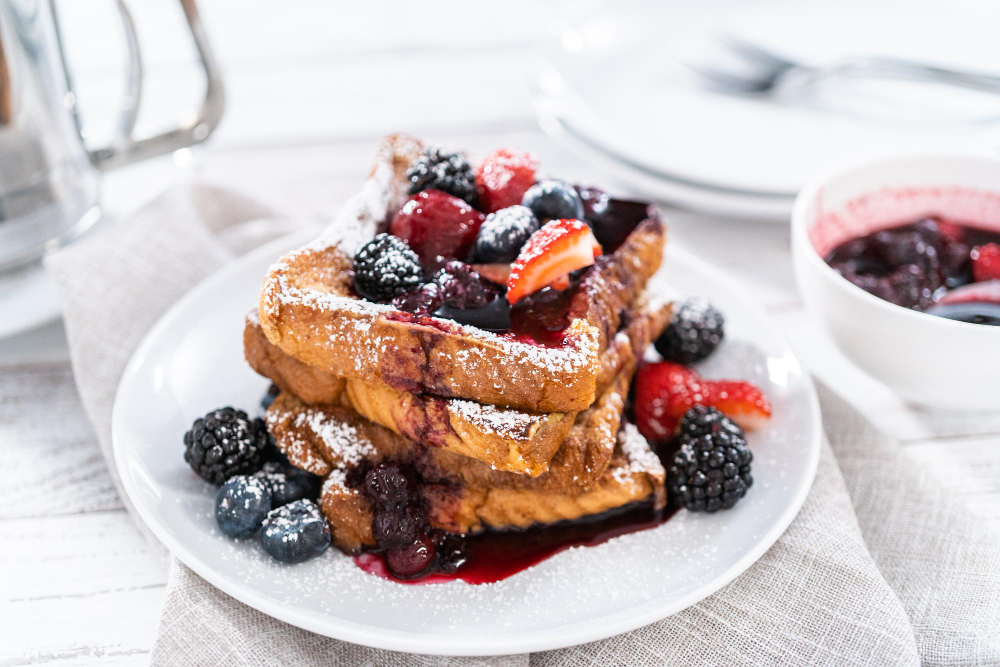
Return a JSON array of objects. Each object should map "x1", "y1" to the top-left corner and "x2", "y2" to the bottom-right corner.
[
  {"x1": 972, "y1": 243, "x2": 1000, "y2": 282},
  {"x1": 633, "y1": 362, "x2": 772, "y2": 443},
  {"x1": 506, "y1": 219, "x2": 602, "y2": 305},
  {"x1": 475, "y1": 148, "x2": 539, "y2": 213},
  {"x1": 471, "y1": 262, "x2": 512, "y2": 286}
]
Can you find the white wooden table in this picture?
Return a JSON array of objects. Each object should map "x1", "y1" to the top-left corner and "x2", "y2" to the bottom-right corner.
[{"x1": 3, "y1": 2, "x2": 999, "y2": 663}]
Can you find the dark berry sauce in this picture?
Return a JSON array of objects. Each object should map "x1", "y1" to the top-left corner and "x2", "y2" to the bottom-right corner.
[
  {"x1": 354, "y1": 502, "x2": 677, "y2": 585},
  {"x1": 824, "y1": 217, "x2": 1000, "y2": 325}
]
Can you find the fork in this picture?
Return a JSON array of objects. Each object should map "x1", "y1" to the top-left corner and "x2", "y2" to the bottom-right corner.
[{"x1": 683, "y1": 35, "x2": 1000, "y2": 97}]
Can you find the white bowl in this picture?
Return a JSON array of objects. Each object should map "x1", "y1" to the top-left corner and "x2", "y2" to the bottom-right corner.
[{"x1": 792, "y1": 154, "x2": 1000, "y2": 410}]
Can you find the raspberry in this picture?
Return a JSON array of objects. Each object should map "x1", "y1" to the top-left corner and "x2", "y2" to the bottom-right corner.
[
  {"x1": 475, "y1": 148, "x2": 539, "y2": 213},
  {"x1": 390, "y1": 190, "x2": 485, "y2": 270},
  {"x1": 406, "y1": 147, "x2": 477, "y2": 206},
  {"x1": 972, "y1": 243, "x2": 1000, "y2": 282}
]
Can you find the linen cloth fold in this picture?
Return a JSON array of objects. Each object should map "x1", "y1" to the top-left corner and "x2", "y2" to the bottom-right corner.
[{"x1": 46, "y1": 184, "x2": 1000, "y2": 666}]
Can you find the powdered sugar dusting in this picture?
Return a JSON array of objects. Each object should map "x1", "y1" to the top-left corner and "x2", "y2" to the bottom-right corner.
[
  {"x1": 448, "y1": 399, "x2": 546, "y2": 440},
  {"x1": 294, "y1": 409, "x2": 375, "y2": 467},
  {"x1": 614, "y1": 423, "x2": 665, "y2": 486}
]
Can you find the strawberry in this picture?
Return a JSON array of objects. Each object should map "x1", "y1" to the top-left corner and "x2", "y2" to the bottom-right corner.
[
  {"x1": 390, "y1": 190, "x2": 485, "y2": 271},
  {"x1": 471, "y1": 262, "x2": 512, "y2": 286},
  {"x1": 633, "y1": 362, "x2": 772, "y2": 443},
  {"x1": 506, "y1": 219, "x2": 602, "y2": 305},
  {"x1": 475, "y1": 148, "x2": 539, "y2": 213},
  {"x1": 972, "y1": 243, "x2": 1000, "y2": 282}
]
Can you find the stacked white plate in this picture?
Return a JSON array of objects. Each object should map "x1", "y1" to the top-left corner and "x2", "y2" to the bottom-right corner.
[{"x1": 536, "y1": 0, "x2": 1000, "y2": 220}]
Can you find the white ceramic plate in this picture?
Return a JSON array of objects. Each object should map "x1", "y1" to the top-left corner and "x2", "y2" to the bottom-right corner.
[
  {"x1": 112, "y1": 229, "x2": 821, "y2": 656},
  {"x1": 537, "y1": 0, "x2": 1000, "y2": 218}
]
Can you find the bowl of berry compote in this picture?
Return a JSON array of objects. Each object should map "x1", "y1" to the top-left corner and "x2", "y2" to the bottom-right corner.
[{"x1": 792, "y1": 154, "x2": 1000, "y2": 410}]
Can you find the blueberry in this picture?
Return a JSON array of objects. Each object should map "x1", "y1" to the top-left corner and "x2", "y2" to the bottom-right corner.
[
  {"x1": 372, "y1": 505, "x2": 426, "y2": 550},
  {"x1": 215, "y1": 475, "x2": 272, "y2": 539},
  {"x1": 521, "y1": 180, "x2": 584, "y2": 222},
  {"x1": 254, "y1": 462, "x2": 322, "y2": 507},
  {"x1": 434, "y1": 292, "x2": 511, "y2": 332},
  {"x1": 474, "y1": 205, "x2": 539, "y2": 263},
  {"x1": 364, "y1": 462, "x2": 414, "y2": 508},
  {"x1": 261, "y1": 499, "x2": 331, "y2": 564},
  {"x1": 391, "y1": 282, "x2": 444, "y2": 316}
]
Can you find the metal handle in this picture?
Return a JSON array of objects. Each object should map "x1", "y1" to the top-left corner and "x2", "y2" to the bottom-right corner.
[
  {"x1": 62, "y1": 0, "x2": 225, "y2": 170},
  {"x1": 831, "y1": 56, "x2": 1000, "y2": 95}
]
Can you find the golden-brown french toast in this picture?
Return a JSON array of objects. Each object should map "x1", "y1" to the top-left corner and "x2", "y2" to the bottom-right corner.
[
  {"x1": 246, "y1": 289, "x2": 671, "y2": 477},
  {"x1": 258, "y1": 134, "x2": 667, "y2": 413},
  {"x1": 267, "y1": 397, "x2": 664, "y2": 554}
]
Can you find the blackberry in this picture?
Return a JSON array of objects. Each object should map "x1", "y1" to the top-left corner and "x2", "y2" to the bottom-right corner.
[
  {"x1": 183, "y1": 407, "x2": 269, "y2": 485},
  {"x1": 353, "y1": 233, "x2": 423, "y2": 302},
  {"x1": 215, "y1": 475, "x2": 272, "y2": 538},
  {"x1": 433, "y1": 261, "x2": 496, "y2": 309},
  {"x1": 474, "y1": 205, "x2": 539, "y2": 263},
  {"x1": 261, "y1": 499, "x2": 332, "y2": 563},
  {"x1": 521, "y1": 180, "x2": 584, "y2": 222},
  {"x1": 679, "y1": 404, "x2": 744, "y2": 440},
  {"x1": 406, "y1": 147, "x2": 477, "y2": 206},
  {"x1": 667, "y1": 408, "x2": 753, "y2": 512},
  {"x1": 391, "y1": 282, "x2": 444, "y2": 315},
  {"x1": 655, "y1": 298, "x2": 725, "y2": 364}
]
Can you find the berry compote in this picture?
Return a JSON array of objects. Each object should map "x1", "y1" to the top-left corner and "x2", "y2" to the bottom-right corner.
[{"x1": 824, "y1": 217, "x2": 1000, "y2": 326}]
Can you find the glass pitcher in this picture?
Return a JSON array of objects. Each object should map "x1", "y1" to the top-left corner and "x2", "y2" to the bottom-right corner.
[{"x1": 0, "y1": 0, "x2": 224, "y2": 269}]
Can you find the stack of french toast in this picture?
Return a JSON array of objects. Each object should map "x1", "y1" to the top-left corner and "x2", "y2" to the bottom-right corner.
[{"x1": 245, "y1": 134, "x2": 674, "y2": 570}]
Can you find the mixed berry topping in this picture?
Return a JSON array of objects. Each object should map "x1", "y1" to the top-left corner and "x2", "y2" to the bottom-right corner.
[
  {"x1": 260, "y1": 499, "x2": 332, "y2": 564},
  {"x1": 825, "y1": 217, "x2": 1000, "y2": 324},
  {"x1": 352, "y1": 233, "x2": 423, "y2": 302},
  {"x1": 406, "y1": 147, "x2": 478, "y2": 206},
  {"x1": 474, "y1": 205, "x2": 539, "y2": 263},
  {"x1": 506, "y1": 218, "x2": 602, "y2": 305},
  {"x1": 364, "y1": 462, "x2": 414, "y2": 507},
  {"x1": 183, "y1": 407, "x2": 270, "y2": 485},
  {"x1": 654, "y1": 298, "x2": 725, "y2": 364},
  {"x1": 633, "y1": 361, "x2": 771, "y2": 443},
  {"x1": 475, "y1": 148, "x2": 539, "y2": 213},
  {"x1": 389, "y1": 190, "x2": 485, "y2": 271},
  {"x1": 434, "y1": 260, "x2": 497, "y2": 309},
  {"x1": 521, "y1": 180, "x2": 584, "y2": 222},
  {"x1": 215, "y1": 475, "x2": 272, "y2": 538},
  {"x1": 362, "y1": 463, "x2": 448, "y2": 579},
  {"x1": 666, "y1": 407, "x2": 753, "y2": 513},
  {"x1": 391, "y1": 282, "x2": 445, "y2": 316}
]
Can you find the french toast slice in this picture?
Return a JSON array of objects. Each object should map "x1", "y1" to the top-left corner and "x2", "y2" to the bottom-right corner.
[
  {"x1": 258, "y1": 133, "x2": 666, "y2": 413},
  {"x1": 246, "y1": 290, "x2": 671, "y2": 477},
  {"x1": 266, "y1": 396, "x2": 665, "y2": 554}
]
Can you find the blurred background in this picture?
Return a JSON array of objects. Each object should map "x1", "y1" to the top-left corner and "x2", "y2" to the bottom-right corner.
[{"x1": 4, "y1": 0, "x2": 1000, "y2": 661}]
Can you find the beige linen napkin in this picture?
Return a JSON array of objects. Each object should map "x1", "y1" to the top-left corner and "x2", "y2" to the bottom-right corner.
[{"x1": 47, "y1": 185, "x2": 1000, "y2": 666}]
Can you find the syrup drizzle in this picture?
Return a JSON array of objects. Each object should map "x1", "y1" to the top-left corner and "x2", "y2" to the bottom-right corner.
[{"x1": 354, "y1": 502, "x2": 678, "y2": 585}]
